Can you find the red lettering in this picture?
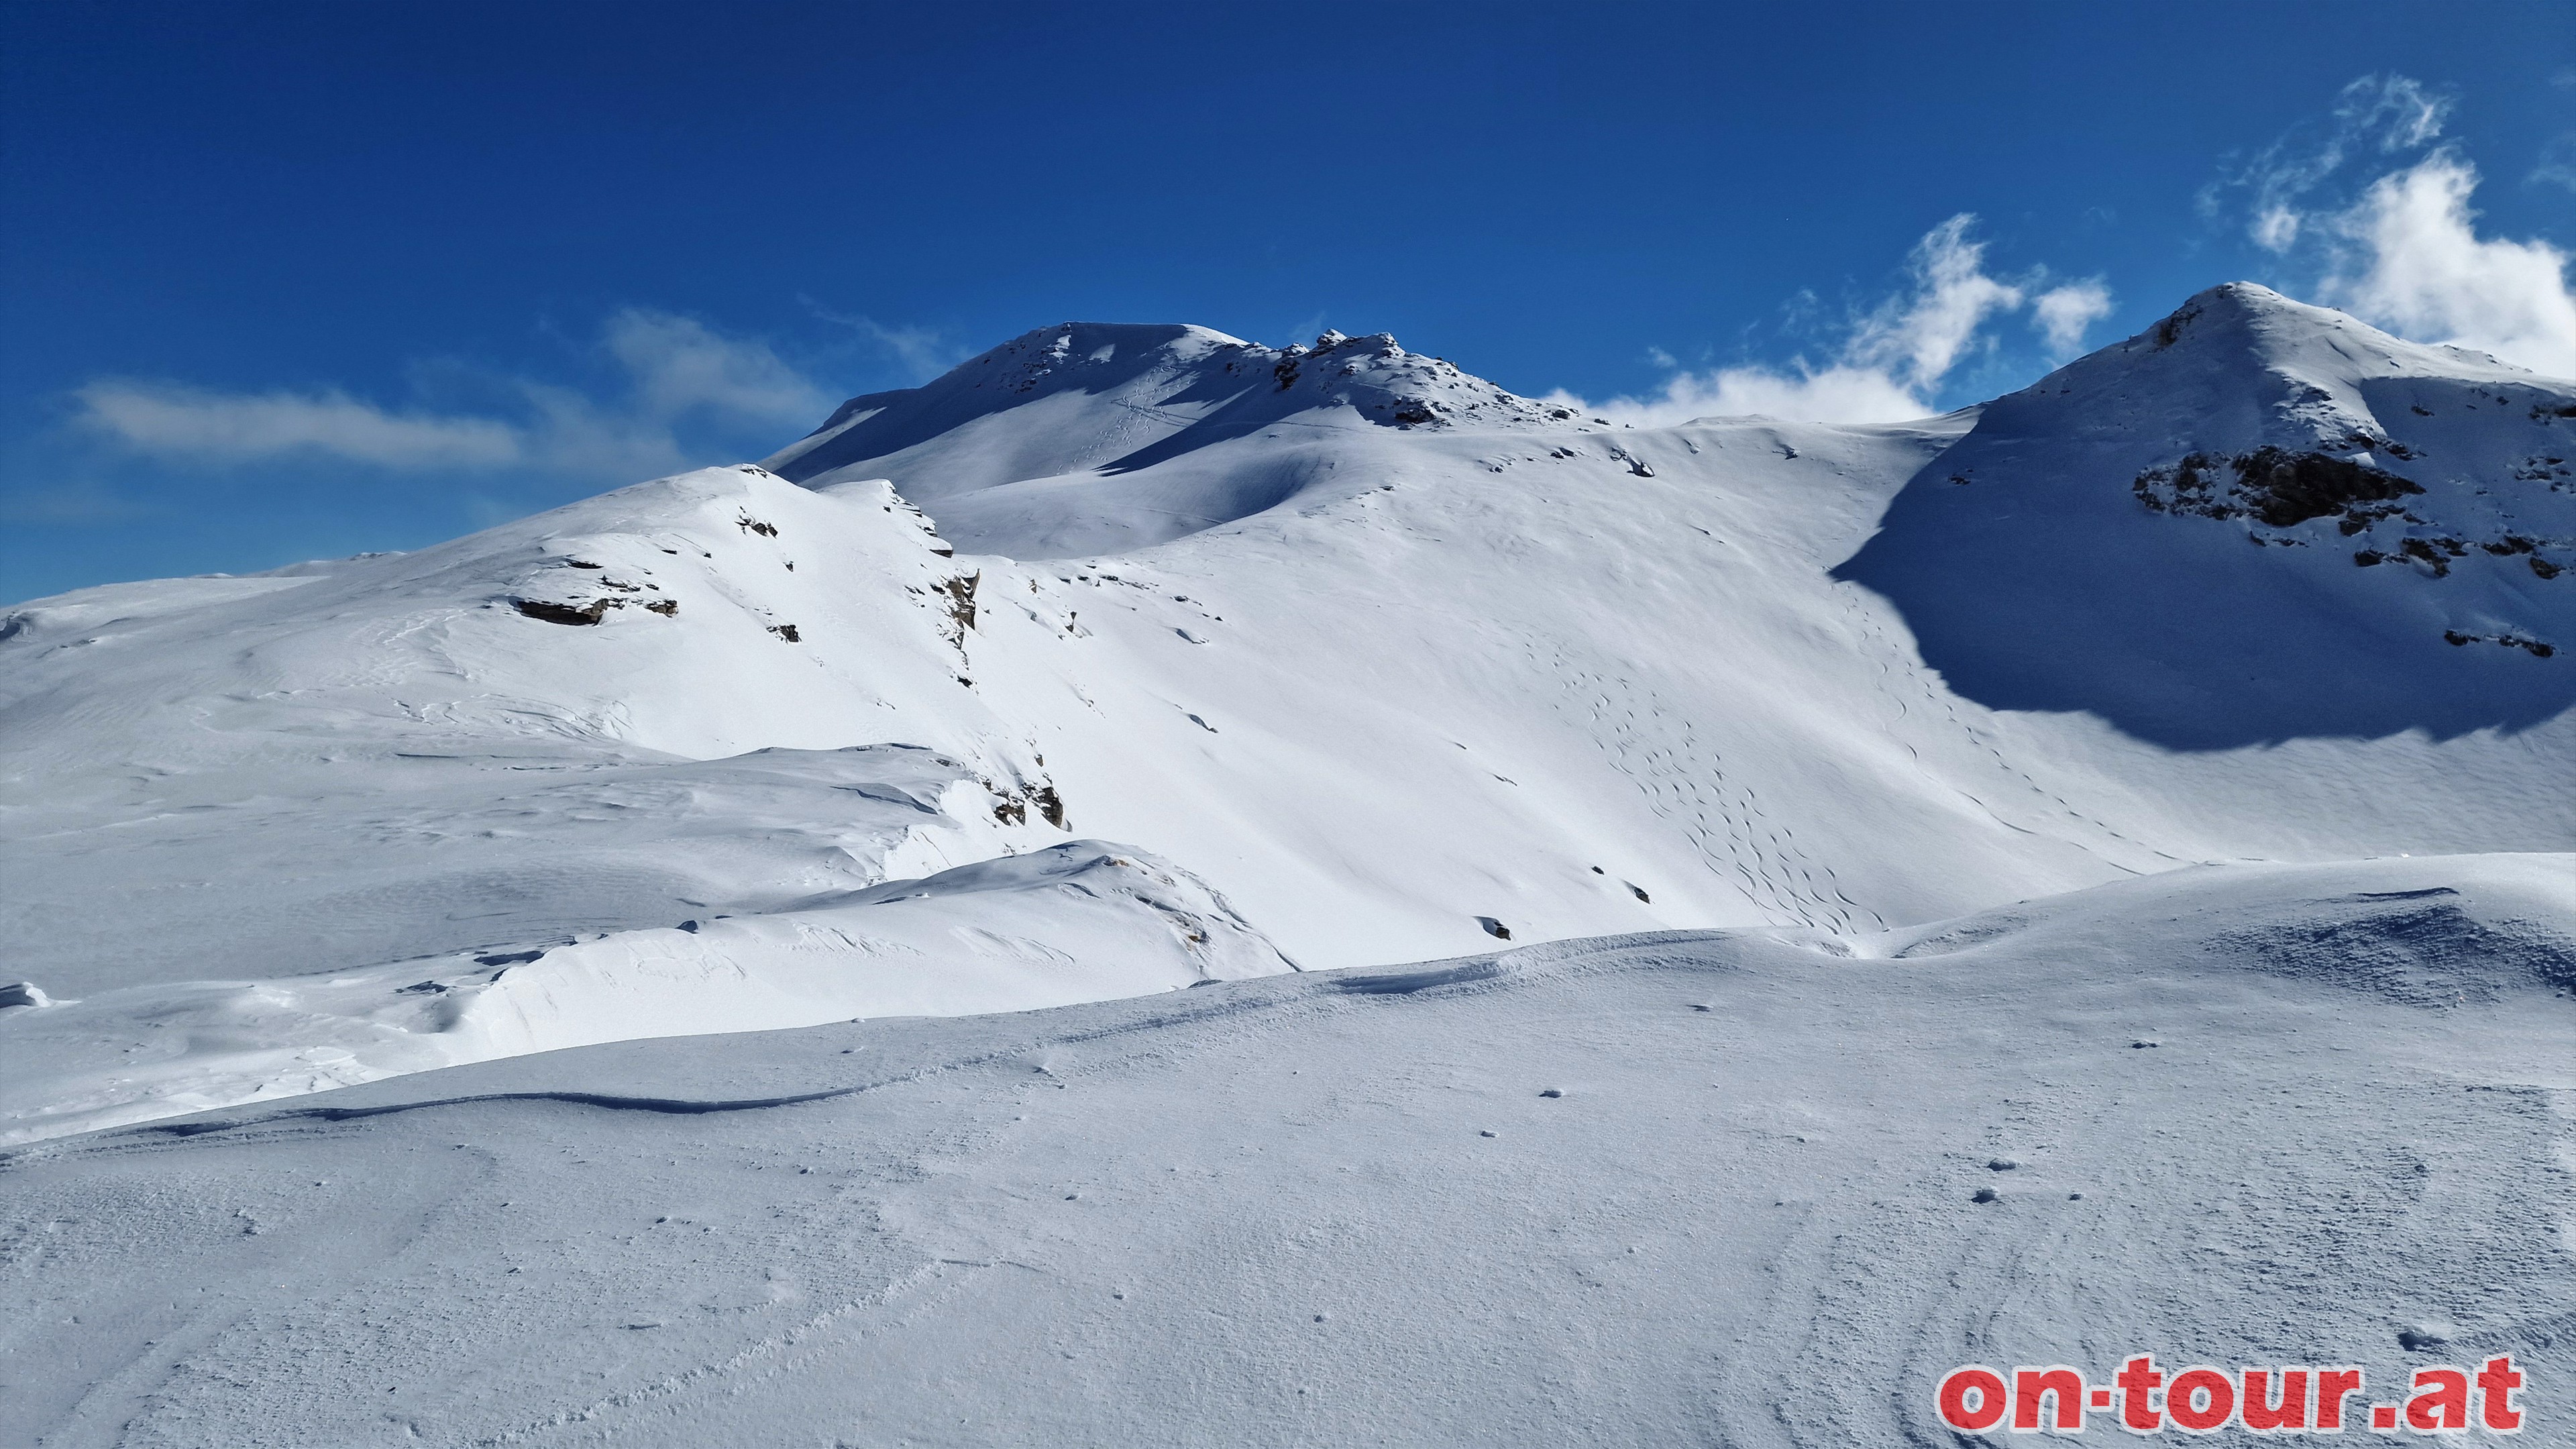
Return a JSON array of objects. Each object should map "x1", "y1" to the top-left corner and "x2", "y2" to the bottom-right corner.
[
  {"x1": 2015, "y1": 1366, "x2": 2086, "y2": 1432},
  {"x1": 2116, "y1": 1354, "x2": 2165, "y2": 1432},
  {"x1": 2168, "y1": 1366, "x2": 2237, "y2": 1433},
  {"x1": 2242, "y1": 1367, "x2": 2308, "y2": 1432},
  {"x1": 2316, "y1": 1366, "x2": 2366, "y2": 1430},
  {"x1": 2478, "y1": 1355, "x2": 2525, "y2": 1433},
  {"x1": 1941, "y1": 1366, "x2": 2009, "y2": 1434},
  {"x1": 2406, "y1": 1367, "x2": 2471, "y2": 1433}
]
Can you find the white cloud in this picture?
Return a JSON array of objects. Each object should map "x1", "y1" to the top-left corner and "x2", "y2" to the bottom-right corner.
[
  {"x1": 73, "y1": 382, "x2": 523, "y2": 468},
  {"x1": 74, "y1": 310, "x2": 847, "y2": 478},
  {"x1": 2215, "y1": 74, "x2": 2455, "y2": 254},
  {"x1": 2031, "y1": 280, "x2": 2115, "y2": 357},
  {"x1": 2321, "y1": 152, "x2": 2576, "y2": 378},
  {"x1": 508, "y1": 380, "x2": 692, "y2": 483},
  {"x1": 1550, "y1": 215, "x2": 2107, "y2": 426},
  {"x1": 2253, "y1": 206, "x2": 2303, "y2": 252},
  {"x1": 1846, "y1": 215, "x2": 2026, "y2": 390},
  {"x1": 604, "y1": 310, "x2": 835, "y2": 425},
  {"x1": 2200, "y1": 74, "x2": 2576, "y2": 379},
  {"x1": 1552, "y1": 364, "x2": 1925, "y2": 428}
]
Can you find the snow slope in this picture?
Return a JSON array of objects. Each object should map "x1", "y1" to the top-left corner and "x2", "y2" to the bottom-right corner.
[
  {"x1": 6, "y1": 853, "x2": 2571, "y2": 1446},
  {"x1": 5, "y1": 290, "x2": 2574, "y2": 1145},
  {"x1": 0, "y1": 467, "x2": 1286, "y2": 1141}
]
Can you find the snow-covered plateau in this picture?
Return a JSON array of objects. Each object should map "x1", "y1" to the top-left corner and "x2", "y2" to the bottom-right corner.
[{"x1": 5, "y1": 284, "x2": 2574, "y2": 1445}]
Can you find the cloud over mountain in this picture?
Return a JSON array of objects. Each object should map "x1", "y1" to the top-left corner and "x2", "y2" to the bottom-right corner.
[
  {"x1": 72, "y1": 309, "x2": 834, "y2": 482},
  {"x1": 2210, "y1": 74, "x2": 2576, "y2": 379},
  {"x1": 1544, "y1": 215, "x2": 2114, "y2": 426}
]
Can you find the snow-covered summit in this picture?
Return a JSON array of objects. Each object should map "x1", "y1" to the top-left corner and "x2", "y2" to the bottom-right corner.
[
  {"x1": 766, "y1": 321, "x2": 1249, "y2": 492},
  {"x1": 771, "y1": 321, "x2": 1563, "y2": 492},
  {"x1": 764, "y1": 321, "x2": 1570, "y2": 555},
  {"x1": 1839, "y1": 282, "x2": 2576, "y2": 746},
  {"x1": 1981, "y1": 281, "x2": 2573, "y2": 476}
]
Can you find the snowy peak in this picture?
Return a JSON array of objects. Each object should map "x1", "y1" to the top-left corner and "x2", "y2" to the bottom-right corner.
[
  {"x1": 816, "y1": 321, "x2": 1250, "y2": 433},
  {"x1": 1839, "y1": 284, "x2": 2576, "y2": 747},
  {"x1": 1965, "y1": 280, "x2": 2576, "y2": 568},
  {"x1": 764, "y1": 321, "x2": 1560, "y2": 505},
  {"x1": 1992, "y1": 281, "x2": 2571, "y2": 457},
  {"x1": 1254, "y1": 327, "x2": 1562, "y2": 431}
]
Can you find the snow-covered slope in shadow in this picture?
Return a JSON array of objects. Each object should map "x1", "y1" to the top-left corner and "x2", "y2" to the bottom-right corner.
[
  {"x1": 1839, "y1": 283, "x2": 2576, "y2": 747},
  {"x1": 7, "y1": 853, "x2": 2569, "y2": 1446}
]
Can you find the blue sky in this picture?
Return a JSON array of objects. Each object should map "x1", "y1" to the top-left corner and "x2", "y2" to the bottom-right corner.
[{"x1": 5, "y1": 1, "x2": 2572, "y2": 601}]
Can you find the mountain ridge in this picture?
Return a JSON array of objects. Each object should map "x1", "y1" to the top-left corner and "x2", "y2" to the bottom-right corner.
[{"x1": 3, "y1": 282, "x2": 2572, "y2": 1141}]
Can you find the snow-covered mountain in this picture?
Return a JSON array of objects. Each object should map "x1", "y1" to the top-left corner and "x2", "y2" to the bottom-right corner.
[
  {"x1": 5, "y1": 284, "x2": 2576, "y2": 1445},
  {"x1": 764, "y1": 322, "x2": 1570, "y2": 555},
  {"x1": 1843, "y1": 282, "x2": 2576, "y2": 745},
  {"x1": 4, "y1": 285, "x2": 2572, "y2": 1143}
]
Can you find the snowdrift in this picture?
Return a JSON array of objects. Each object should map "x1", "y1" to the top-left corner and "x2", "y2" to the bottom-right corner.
[{"x1": 0, "y1": 842, "x2": 1286, "y2": 1144}]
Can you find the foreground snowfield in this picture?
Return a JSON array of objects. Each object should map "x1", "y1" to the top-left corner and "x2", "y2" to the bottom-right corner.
[
  {"x1": 6, "y1": 855, "x2": 2572, "y2": 1446},
  {"x1": 4, "y1": 284, "x2": 2576, "y2": 1441}
]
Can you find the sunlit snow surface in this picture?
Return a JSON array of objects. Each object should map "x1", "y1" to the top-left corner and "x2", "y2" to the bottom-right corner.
[
  {"x1": 4, "y1": 290, "x2": 2575, "y2": 1444},
  {"x1": 6, "y1": 857, "x2": 2573, "y2": 1445}
]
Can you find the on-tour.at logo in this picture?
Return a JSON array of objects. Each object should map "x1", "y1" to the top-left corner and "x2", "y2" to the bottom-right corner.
[{"x1": 1937, "y1": 1354, "x2": 2526, "y2": 1435}]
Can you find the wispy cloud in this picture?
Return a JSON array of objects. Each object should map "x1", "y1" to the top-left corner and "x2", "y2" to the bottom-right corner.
[
  {"x1": 2206, "y1": 74, "x2": 2576, "y2": 379},
  {"x1": 2532, "y1": 133, "x2": 2576, "y2": 195},
  {"x1": 604, "y1": 311, "x2": 835, "y2": 425},
  {"x1": 802, "y1": 301, "x2": 973, "y2": 384},
  {"x1": 74, "y1": 382, "x2": 523, "y2": 468},
  {"x1": 2208, "y1": 74, "x2": 2455, "y2": 255},
  {"x1": 72, "y1": 309, "x2": 846, "y2": 480},
  {"x1": 1548, "y1": 216, "x2": 2112, "y2": 426}
]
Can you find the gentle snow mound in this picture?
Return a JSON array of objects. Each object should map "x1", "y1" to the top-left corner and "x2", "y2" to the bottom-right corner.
[{"x1": 0, "y1": 842, "x2": 1291, "y2": 1145}]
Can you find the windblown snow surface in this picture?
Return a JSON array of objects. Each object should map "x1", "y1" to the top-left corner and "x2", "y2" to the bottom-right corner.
[{"x1": 5, "y1": 286, "x2": 2575, "y2": 1444}]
